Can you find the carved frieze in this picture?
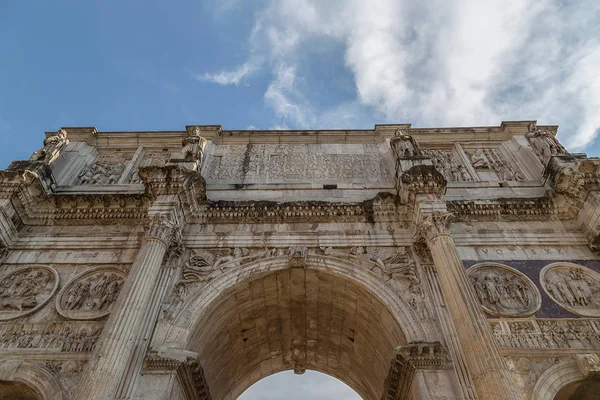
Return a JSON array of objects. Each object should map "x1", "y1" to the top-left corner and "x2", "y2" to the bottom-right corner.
[
  {"x1": 0, "y1": 321, "x2": 103, "y2": 352},
  {"x1": 541, "y1": 263, "x2": 600, "y2": 317},
  {"x1": 467, "y1": 263, "x2": 541, "y2": 317},
  {"x1": 492, "y1": 319, "x2": 600, "y2": 350},
  {"x1": 205, "y1": 144, "x2": 392, "y2": 183},
  {"x1": 0, "y1": 266, "x2": 59, "y2": 321},
  {"x1": 56, "y1": 267, "x2": 127, "y2": 320}
]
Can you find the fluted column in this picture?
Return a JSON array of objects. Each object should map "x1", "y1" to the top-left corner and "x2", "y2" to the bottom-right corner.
[
  {"x1": 416, "y1": 212, "x2": 519, "y2": 400},
  {"x1": 75, "y1": 212, "x2": 177, "y2": 399}
]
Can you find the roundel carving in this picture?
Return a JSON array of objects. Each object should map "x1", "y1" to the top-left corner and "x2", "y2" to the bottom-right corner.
[
  {"x1": 541, "y1": 263, "x2": 600, "y2": 317},
  {"x1": 467, "y1": 263, "x2": 541, "y2": 317},
  {"x1": 0, "y1": 265, "x2": 59, "y2": 321},
  {"x1": 56, "y1": 267, "x2": 126, "y2": 320}
]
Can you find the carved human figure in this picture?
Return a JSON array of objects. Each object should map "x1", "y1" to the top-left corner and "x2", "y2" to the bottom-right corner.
[
  {"x1": 390, "y1": 131, "x2": 422, "y2": 159},
  {"x1": 525, "y1": 121, "x2": 568, "y2": 165},
  {"x1": 469, "y1": 265, "x2": 539, "y2": 317},
  {"x1": 30, "y1": 129, "x2": 69, "y2": 162},
  {"x1": 469, "y1": 150, "x2": 489, "y2": 169}
]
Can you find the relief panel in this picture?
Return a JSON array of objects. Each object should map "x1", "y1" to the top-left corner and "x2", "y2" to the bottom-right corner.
[
  {"x1": 204, "y1": 144, "x2": 392, "y2": 184},
  {"x1": 56, "y1": 266, "x2": 127, "y2": 320},
  {"x1": 541, "y1": 263, "x2": 600, "y2": 317},
  {"x1": 0, "y1": 266, "x2": 59, "y2": 321},
  {"x1": 468, "y1": 263, "x2": 541, "y2": 317},
  {"x1": 463, "y1": 148, "x2": 525, "y2": 181},
  {"x1": 422, "y1": 149, "x2": 472, "y2": 181},
  {"x1": 77, "y1": 154, "x2": 130, "y2": 185}
]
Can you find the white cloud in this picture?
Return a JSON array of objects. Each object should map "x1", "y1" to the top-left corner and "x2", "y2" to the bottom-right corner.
[
  {"x1": 205, "y1": 0, "x2": 600, "y2": 150},
  {"x1": 195, "y1": 60, "x2": 259, "y2": 85}
]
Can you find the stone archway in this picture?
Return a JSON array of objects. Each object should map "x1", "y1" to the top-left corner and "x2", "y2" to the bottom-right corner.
[
  {"x1": 151, "y1": 254, "x2": 439, "y2": 400},
  {"x1": 0, "y1": 361, "x2": 64, "y2": 400}
]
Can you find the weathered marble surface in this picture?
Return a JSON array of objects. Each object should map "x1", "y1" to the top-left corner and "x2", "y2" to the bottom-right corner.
[{"x1": 0, "y1": 121, "x2": 598, "y2": 400}]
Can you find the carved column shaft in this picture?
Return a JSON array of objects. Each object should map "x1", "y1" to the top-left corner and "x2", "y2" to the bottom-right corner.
[
  {"x1": 422, "y1": 263, "x2": 477, "y2": 399},
  {"x1": 419, "y1": 213, "x2": 519, "y2": 400},
  {"x1": 75, "y1": 214, "x2": 176, "y2": 399}
]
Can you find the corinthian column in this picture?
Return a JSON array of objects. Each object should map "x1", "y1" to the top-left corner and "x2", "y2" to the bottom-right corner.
[
  {"x1": 416, "y1": 212, "x2": 519, "y2": 400},
  {"x1": 75, "y1": 212, "x2": 177, "y2": 399}
]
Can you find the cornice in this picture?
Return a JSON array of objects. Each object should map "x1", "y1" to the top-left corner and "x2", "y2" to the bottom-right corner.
[
  {"x1": 190, "y1": 192, "x2": 407, "y2": 224},
  {"x1": 56, "y1": 121, "x2": 540, "y2": 148}
]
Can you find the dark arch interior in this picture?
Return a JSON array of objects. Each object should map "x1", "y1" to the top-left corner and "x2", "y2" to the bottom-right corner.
[
  {"x1": 187, "y1": 267, "x2": 407, "y2": 400},
  {"x1": 555, "y1": 379, "x2": 600, "y2": 400},
  {"x1": 0, "y1": 381, "x2": 40, "y2": 400}
]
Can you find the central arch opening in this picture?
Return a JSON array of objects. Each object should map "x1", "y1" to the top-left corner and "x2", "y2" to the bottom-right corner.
[
  {"x1": 238, "y1": 370, "x2": 361, "y2": 399},
  {"x1": 186, "y1": 266, "x2": 407, "y2": 400}
]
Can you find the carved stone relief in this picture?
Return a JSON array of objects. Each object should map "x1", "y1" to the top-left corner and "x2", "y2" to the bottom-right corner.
[
  {"x1": 492, "y1": 319, "x2": 600, "y2": 350},
  {"x1": 205, "y1": 144, "x2": 392, "y2": 183},
  {"x1": 56, "y1": 267, "x2": 127, "y2": 320},
  {"x1": 0, "y1": 266, "x2": 59, "y2": 321},
  {"x1": 541, "y1": 263, "x2": 600, "y2": 317},
  {"x1": 77, "y1": 155, "x2": 129, "y2": 185},
  {"x1": 467, "y1": 263, "x2": 541, "y2": 317},
  {"x1": 0, "y1": 322, "x2": 103, "y2": 352},
  {"x1": 30, "y1": 129, "x2": 69, "y2": 163},
  {"x1": 464, "y1": 148, "x2": 525, "y2": 181},
  {"x1": 423, "y1": 149, "x2": 472, "y2": 181},
  {"x1": 161, "y1": 248, "x2": 283, "y2": 320},
  {"x1": 504, "y1": 356, "x2": 563, "y2": 399}
]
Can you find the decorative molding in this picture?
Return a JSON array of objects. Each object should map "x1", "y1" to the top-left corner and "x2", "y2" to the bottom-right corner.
[
  {"x1": 143, "y1": 348, "x2": 212, "y2": 400},
  {"x1": 382, "y1": 342, "x2": 451, "y2": 400}
]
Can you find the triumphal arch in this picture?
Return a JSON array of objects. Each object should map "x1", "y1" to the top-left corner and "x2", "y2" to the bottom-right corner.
[{"x1": 0, "y1": 121, "x2": 599, "y2": 399}]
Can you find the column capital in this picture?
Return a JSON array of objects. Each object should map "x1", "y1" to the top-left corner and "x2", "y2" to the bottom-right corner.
[
  {"x1": 415, "y1": 212, "x2": 454, "y2": 243},
  {"x1": 144, "y1": 215, "x2": 178, "y2": 246}
]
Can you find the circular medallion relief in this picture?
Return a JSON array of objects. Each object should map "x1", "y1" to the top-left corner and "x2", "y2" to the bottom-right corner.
[
  {"x1": 540, "y1": 263, "x2": 600, "y2": 317},
  {"x1": 467, "y1": 263, "x2": 541, "y2": 317},
  {"x1": 56, "y1": 267, "x2": 126, "y2": 320},
  {"x1": 0, "y1": 266, "x2": 59, "y2": 321}
]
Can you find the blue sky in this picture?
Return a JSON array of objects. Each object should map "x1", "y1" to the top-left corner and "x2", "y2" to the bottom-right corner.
[
  {"x1": 1, "y1": 0, "x2": 600, "y2": 169},
  {"x1": 1, "y1": 1, "x2": 599, "y2": 397}
]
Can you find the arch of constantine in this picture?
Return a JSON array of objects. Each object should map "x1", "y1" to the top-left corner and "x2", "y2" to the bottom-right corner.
[{"x1": 0, "y1": 121, "x2": 599, "y2": 399}]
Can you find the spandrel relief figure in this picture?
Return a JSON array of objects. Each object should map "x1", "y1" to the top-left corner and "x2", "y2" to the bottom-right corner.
[
  {"x1": 525, "y1": 121, "x2": 568, "y2": 165},
  {"x1": 541, "y1": 264, "x2": 600, "y2": 317},
  {"x1": 468, "y1": 264, "x2": 540, "y2": 317}
]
